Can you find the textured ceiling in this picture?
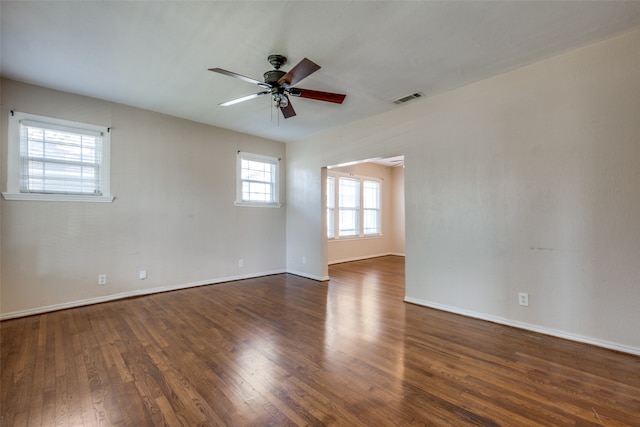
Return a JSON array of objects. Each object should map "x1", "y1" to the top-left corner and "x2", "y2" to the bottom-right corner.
[{"x1": 3, "y1": 1, "x2": 640, "y2": 143}]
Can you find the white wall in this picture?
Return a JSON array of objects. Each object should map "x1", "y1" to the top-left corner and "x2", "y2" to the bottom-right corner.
[
  {"x1": 286, "y1": 29, "x2": 640, "y2": 354},
  {"x1": 1, "y1": 79, "x2": 286, "y2": 318},
  {"x1": 327, "y1": 162, "x2": 403, "y2": 264},
  {"x1": 390, "y1": 166, "x2": 405, "y2": 256}
]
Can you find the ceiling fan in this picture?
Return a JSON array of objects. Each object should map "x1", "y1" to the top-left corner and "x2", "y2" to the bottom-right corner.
[{"x1": 208, "y1": 54, "x2": 346, "y2": 119}]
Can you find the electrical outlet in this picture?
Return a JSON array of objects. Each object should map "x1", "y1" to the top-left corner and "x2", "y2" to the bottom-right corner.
[
  {"x1": 238, "y1": 259, "x2": 244, "y2": 268},
  {"x1": 139, "y1": 270, "x2": 147, "y2": 280},
  {"x1": 518, "y1": 292, "x2": 529, "y2": 306},
  {"x1": 98, "y1": 274, "x2": 107, "y2": 285},
  {"x1": 302, "y1": 256, "x2": 307, "y2": 264}
]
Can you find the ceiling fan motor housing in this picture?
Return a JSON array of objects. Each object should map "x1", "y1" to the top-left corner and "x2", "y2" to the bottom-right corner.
[
  {"x1": 264, "y1": 69, "x2": 286, "y2": 86},
  {"x1": 265, "y1": 54, "x2": 288, "y2": 87}
]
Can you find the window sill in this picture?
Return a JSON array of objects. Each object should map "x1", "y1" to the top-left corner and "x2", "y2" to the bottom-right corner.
[
  {"x1": 234, "y1": 201, "x2": 282, "y2": 208},
  {"x1": 328, "y1": 234, "x2": 383, "y2": 242},
  {"x1": 2, "y1": 192, "x2": 115, "y2": 203}
]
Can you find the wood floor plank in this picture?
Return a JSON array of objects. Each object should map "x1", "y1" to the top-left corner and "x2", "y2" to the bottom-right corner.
[
  {"x1": 2, "y1": 256, "x2": 639, "y2": 426},
  {"x1": 4, "y1": 317, "x2": 38, "y2": 427}
]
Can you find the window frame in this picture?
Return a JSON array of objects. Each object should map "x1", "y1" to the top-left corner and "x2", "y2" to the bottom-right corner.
[
  {"x1": 338, "y1": 176, "x2": 361, "y2": 237},
  {"x1": 326, "y1": 171, "x2": 382, "y2": 239},
  {"x1": 235, "y1": 151, "x2": 281, "y2": 208},
  {"x1": 362, "y1": 179, "x2": 381, "y2": 235},
  {"x1": 2, "y1": 111, "x2": 113, "y2": 203},
  {"x1": 326, "y1": 175, "x2": 335, "y2": 239}
]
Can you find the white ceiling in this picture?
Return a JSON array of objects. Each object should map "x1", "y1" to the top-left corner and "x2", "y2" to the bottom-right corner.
[{"x1": 3, "y1": 1, "x2": 640, "y2": 143}]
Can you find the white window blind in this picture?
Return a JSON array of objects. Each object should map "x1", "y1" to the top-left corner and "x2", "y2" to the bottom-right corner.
[
  {"x1": 3, "y1": 111, "x2": 113, "y2": 202},
  {"x1": 20, "y1": 120, "x2": 104, "y2": 195}
]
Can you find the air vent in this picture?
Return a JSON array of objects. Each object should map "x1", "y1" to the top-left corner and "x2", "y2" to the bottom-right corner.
[{"x1": 393, "y1": 92, "x2": 424, "y2": 105}]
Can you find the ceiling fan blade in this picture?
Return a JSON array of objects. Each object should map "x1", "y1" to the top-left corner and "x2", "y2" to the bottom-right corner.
[
  {"x1": 209, "y1": 68, "x2": 268, "y2": 87},
  {"x1": 219, "y1": 91, "x2": 269, "y2": 107},
  {"x1": 280, "y1": 96, "x2": 296, "y2": 118},
  {"x1": 277, "y1": 58, "x2": 321, "y2": 86},
  {"x1": 291, "y1": 88, "x2": 346, "y2": 104}
]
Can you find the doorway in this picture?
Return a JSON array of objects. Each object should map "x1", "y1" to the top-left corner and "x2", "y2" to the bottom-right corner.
[{"x1": 323, "y1": 155, "x2": 406, "y2": 269}]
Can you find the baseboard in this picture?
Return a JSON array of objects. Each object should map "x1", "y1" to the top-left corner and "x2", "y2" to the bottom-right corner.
[
  {"x1": 286, "y1": 270, "x2": 330, "y2": 282},
  {"x1": 404, "y1": 296, "x2": 640, "y2": 357},
  {"x1": 328, "y1": 252, "x2": 405, "y2": 265},
  {"x1": 0, "y1": 269, "x2": 286, "y2": 320}
]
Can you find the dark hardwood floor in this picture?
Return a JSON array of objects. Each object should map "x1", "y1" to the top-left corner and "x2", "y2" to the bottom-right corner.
[{"x1": 1, "y1": 256, "x2": 639, "y2": 426}]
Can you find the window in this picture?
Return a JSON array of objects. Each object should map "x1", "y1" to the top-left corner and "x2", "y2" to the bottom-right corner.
[
  {"x1": 3, "y1": 111, "x2": 113, "y2": 202},
  {"x1": 236, "y1": 152, "x2": 280, "y2": 207},
  {"x1": 326, "y1": 172, "x2": 381, "y2": 238},
  {"x1": 339, "y1": 177, "x2": 360, "y2": 237},
  {"x1": 363, "y1": 180, "x2": 381, "y2": 234},
  {"x1": 326, "y1": 176, "x2": 335, "y2": 239}
]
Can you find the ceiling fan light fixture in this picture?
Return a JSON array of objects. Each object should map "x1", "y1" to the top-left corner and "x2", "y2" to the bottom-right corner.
[{"x1": 273, "y1": 93, "x2": 288, "y2": 108}]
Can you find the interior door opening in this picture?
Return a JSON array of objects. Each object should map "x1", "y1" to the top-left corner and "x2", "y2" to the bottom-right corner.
[{"x1": 322, "y1": 155, "x2": 406, "y2": 294}]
